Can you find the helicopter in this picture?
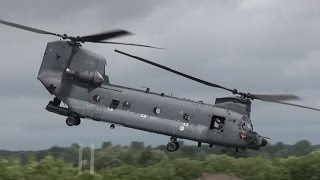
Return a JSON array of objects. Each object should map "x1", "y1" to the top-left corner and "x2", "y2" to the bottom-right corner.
[{"x1": 1, "y1": 19, "x2": 319, "y2": 152}]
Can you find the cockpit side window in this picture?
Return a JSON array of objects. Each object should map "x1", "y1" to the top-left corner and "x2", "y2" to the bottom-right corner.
[
  {"x1": 242, "y1": 116, "x2": 253, "y2": 131},
  {"x1": 242, "y1": 122, "x2": 247, "y2": 131},
  {"x1": 210, "y1": 115, "x2": 225, "y2": 132}
]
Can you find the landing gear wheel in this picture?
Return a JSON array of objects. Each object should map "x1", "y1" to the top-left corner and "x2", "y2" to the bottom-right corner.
[
  {"x1": 110, "y1": 124, "x2": 115, "y2": 129},
  {"x1": 167, "y1": 141, "x2": 179, "y2": 152},
  {"x1": 66, "y1": 116, "x2": 76, "y2": 126},
  {"x1": 74, "y1": 118, "x2": 81, "y2": 126},
  {"x1": 174, "y1": 141, "x2": 180, "y2": 150}
]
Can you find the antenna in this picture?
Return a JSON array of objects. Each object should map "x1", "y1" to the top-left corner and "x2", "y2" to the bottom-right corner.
[
  {"x1": 90, "y1": 143, "x2": 95, "y2": 174},
  {"x1": 78, "y1": 144, "x2": 83, "y2": 175}
]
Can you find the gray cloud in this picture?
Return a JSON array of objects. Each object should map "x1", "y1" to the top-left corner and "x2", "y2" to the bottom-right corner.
[
  {"x1": 1, "y1": 0, "x2": 320, "y2": 150},
  {"x1": 1, "y1": 0, "x2": 167, "y2": 23}
]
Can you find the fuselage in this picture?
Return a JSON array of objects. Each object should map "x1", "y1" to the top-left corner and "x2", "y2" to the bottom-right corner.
[{"x1": 37, "y1": 41, "x2": 265, "y2": 150}]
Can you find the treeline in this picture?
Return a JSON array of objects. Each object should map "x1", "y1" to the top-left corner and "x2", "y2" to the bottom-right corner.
[{"x1": 0, "y1": 140, "x2": 319, "y2": 180}]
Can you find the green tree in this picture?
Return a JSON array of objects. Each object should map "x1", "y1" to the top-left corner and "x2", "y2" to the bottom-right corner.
[
  {"x1": 292, "y1": 140, "x2": 312, "y2": 156},
  {"x1": 78, "y1": 171, "x2": 103, "y2": 180},
  {"x1": 2, "y1": 158, "x2": 24, "y2": 180},
  {"x1": 139, "y1": 146, "x2": 167, "y2": 166},
  {"x1": 171, "y1": 158, "x2": 202, "y2": 180},
  {"x1": 130, "y1": 141, "x2": 145, "y2": 150},
  {"x1": 234, "y1": 157, "x2": 277, "y2": 180},
  {"x1": 276, "y1": 150, "x2": 320, "y2": 180},
  {"x1": 203, "y1": 154, "x2": 236, "y2": 173},
  {"x1": 31, "y1": 155, "x2": 76, "y2": 180},
  {"x1": 101, "y1": 142, "x2": 112, "y2": 149}
]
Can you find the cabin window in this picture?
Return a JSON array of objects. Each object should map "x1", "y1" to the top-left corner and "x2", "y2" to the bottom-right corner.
[
  {"x1": 210, "y1": 115, "x2": 225, "y2": 132},
  {"x1": 123, "y1": 101, "x2": 131, "y2": 109},
  {"x1": 153, "y1": 107, "x2": 161, "y2": 115},
  {"x1": 92, "y1": 95, "x2": 100, "y2": 103},
  {"x1": 183, "y1": 113, "x2": 191, "y2": 121},
  {"x1": 110, "y1": 99, "x2": 120, "y2": 109}
]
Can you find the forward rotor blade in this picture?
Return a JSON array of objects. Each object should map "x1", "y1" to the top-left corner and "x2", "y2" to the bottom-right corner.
[
  {"x1": 115, "y1": 50, "x2": 320, "y2": 112},
  {"x1": 95, "y1": 41, "x2": 164, "y2": 49},
  {"x1": 271, "y1": 101, "x2": 320, "y2": 111},
  {"x1": 253, "y1": 94, "x2": 301, "y2": 102},
  {"x1": 115, "y1": 49, "x2": 235, "y2": 92},
  {"x1": 81, "y1": 30, "x2": 132, "y2": 42},
  {"x1": 248, "y1": 94, "x2": 320, "y2": 111},
  {"x1": 0, "y1": 19, "x2": 62, "y2": 37}
]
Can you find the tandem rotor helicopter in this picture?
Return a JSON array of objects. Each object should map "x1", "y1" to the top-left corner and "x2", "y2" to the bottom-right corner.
[{"x1": 1, "y1": 19, "x2": 319, "y2": 152}]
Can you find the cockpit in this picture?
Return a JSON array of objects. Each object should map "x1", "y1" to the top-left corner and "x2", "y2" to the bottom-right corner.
[{"x1": 242, "y1": 116, "x2": 253, "y2": 131}]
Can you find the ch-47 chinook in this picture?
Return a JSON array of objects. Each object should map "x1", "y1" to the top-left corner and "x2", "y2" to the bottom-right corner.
[{"x1": 1, "y1": 19, "x2": 320, "y2": 152}]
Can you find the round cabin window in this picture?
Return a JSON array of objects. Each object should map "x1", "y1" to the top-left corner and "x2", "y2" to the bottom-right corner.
[
  {"x1": 153, "y1": 107, "x2": 161, "y2": 115},
  {"x1": 92, "y1": 95, "x2": 100, "y2": 102},
  {"x1": 183, "y1": 113, "x2": 191, "y2": 121},
  {"x1": 123, "y1": 101, "x2": 131, "y2": 109}
]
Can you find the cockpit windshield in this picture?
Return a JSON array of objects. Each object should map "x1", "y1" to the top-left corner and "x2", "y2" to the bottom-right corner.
[{"x1": 243, "y1": 116, "x2": 253, "y2": 131}]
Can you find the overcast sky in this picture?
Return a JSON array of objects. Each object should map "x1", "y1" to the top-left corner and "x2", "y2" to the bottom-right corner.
[{"x1": 1, "y1": 0, "x2": 320, "y2": 150}]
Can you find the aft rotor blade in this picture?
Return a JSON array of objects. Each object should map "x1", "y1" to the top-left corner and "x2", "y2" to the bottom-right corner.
[
  {"x1": 0, "y1": 19, "x2": 62, "y2": 37},
  {"x1": 81, "y1": 30, "x2": 132, "y2": 42},
  {"x1": 270, "y1": 101, "x2": 320, "y2": 111},
  {"x1": 253, "y1": 94, "x2": 301, "y2": 102},
  {"x1": 115, "y1": 49, "x2": 235, "y2": 92},
  {"x1": 95, "y1": 41, "x2": 164, "y2": 49}
]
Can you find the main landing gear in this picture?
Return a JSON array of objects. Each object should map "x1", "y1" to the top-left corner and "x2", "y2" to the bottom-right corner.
[
  {"x1": 49, "y1": 97, "x2": 61, "y2": 106},
  {"x1": 66, "y1": 116, "x2": 81, "y2": 126},
  {"x1": 48, "y1": 97, "x2": 81, "y2": 127},
  {"x1": 166, "y1": 137, "x2": 179, "y2": 152}
]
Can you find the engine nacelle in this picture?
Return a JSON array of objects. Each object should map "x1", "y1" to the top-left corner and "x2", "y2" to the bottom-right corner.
[{"x1": 66, "y1": 68, "x2": 104, "y2": 86}]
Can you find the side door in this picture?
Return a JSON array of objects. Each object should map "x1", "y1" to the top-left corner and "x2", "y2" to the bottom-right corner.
[{"x1": 207, "y1": 115, "x2": 225, "y2": 142}]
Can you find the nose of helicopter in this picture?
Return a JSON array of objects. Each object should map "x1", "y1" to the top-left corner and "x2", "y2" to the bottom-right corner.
[
  {"x1": 261, "y1": 138, "x2": 268, "y2": 147},
  {"x1": 246, "y1": 131, "x2": 268, "y2": 150}
]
